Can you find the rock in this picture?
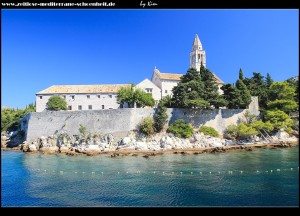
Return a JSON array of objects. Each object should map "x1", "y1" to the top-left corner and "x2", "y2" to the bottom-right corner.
[
  {"x1": 160, "y1": 136, "x2": 173, "y2": 148},
  {"x1": 275, "y1": 129, "x2": 289, "y2": 140},
  {"x1": 40, "y1": 146, "x2": 58, "y2": 153},
  {"x1": 28, "y1": 144, "x2": 38, "y2": 152},
  {"x1": 135, "y1": 141, "x2": 148, "y2": 150},
  {"x1": 59, "y1": 146, "x2": 69, "y2": 153},
  {"x1": 120, "y1": 137, "x2": 131, "y2": 146}
]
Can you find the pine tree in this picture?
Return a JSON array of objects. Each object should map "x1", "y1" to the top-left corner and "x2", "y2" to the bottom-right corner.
[
  {"x1": 221, "y1": 84, "x2": 241, "y2": 109},
  {"x1": 153, "y1": 101, "x2": 168, "y2": 132},
  {"x1": 265, "y1": 73, "x2": 273, "y2": 88},
  {"x1": 239, "y1": 68, "x2": 244, "y2": 80},
  {"x1": 236, "y1": 79, "x2": 251, "y2": 109},
  {"x1": 201, "y1": 63, "x2": 226, "y2": 108},
  {"x1": 172, "y1": 68, "x2": 208, "y2": 108}
]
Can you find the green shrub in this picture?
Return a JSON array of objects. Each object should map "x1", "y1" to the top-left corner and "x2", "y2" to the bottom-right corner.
[
  {"x1": 139, "y1": 117, "x2": 155, "y2": 136},
  {"x1": 199, "y1": 126, "x2": 219, "y2": 137},
  {"x1": 167, "y1": 119, "x2": 193, "y2": 138},
  {"x1": 224, "y1": 123, "x2": 258, "y2": 140},
  {"x1": 250, "y1": 120, "x2": 274, "y2": 132},
  {"x1": 237, "y1": 123, "x2": 258, "y2": 139},
  {"x1": 224, "y1": 125, "x2": 239, "y2": 140},
  {"x1": 79, "y1": 124, "x2": 86, "y2": 135}
]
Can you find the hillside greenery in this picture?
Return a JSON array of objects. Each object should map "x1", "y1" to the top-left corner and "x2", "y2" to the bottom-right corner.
[{"x1": 1, "y1": 103, "x2": 36, "y2": 132}]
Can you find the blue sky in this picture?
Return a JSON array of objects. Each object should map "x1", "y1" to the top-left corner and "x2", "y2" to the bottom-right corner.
[{"x1": 2, "y1": 9, "x2": 298, "y2": 109}]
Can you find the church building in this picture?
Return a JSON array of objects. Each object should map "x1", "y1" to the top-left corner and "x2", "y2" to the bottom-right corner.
[{"x1": 35, "y1": 35, "x2": 224, "y2": 112}]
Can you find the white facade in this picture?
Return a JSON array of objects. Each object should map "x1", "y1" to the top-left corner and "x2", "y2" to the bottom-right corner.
[
  {"x1": 135, "y1": 78, "x2": 161, "y2": 102},
  {"x1": 36, "y1": 84, "x2": 130, "y2": 112},
  {"x1": 36, "y1": 93, "x2": 122, "y2": 112}
]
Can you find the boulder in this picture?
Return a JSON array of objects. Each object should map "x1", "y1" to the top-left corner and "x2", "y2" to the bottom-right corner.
[
  {"x1": 275, "y1": 129, "x2": 289, "y2": 140},
  {"x1": 120, "y1": 137, "x2": 131, "y2": 146},
  {"x1": 28, "y1": 144, "x2": 38, "y2": 152}
]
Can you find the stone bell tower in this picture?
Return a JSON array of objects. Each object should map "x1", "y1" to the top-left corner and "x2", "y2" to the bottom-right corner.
[{"x1": 190, "y1": 34, "x2": 206, "y2": 70}]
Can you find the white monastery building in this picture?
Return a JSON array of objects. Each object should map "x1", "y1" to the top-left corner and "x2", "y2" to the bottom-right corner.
[{"x1": 36, "y1": 35, "x2": 224, "y2": 112}]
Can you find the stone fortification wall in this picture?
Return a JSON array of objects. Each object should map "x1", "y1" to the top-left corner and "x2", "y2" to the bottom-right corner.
[{"x1": 21, "y1": 97, "x2": 259, "y2": 142}]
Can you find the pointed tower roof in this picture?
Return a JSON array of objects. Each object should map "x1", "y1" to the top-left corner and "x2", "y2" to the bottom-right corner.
[{"x1": 192, "y1": 34, "x2": 203, "y2": 50}]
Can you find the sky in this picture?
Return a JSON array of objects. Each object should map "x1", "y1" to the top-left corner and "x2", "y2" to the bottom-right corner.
[{"x1": 2, "y1": 9, "x2": 299, "y2": 109}]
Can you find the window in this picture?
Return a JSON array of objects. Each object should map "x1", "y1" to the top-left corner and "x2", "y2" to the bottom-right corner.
[
  {"x1": 109, "y1": 95, "x2": 112, "y2": 98},
  {"x1": 63, "y1": 95, "x2": 66, "y2": 99},
  {"x1": 102, "y1": 105, "x2": 105, "y2": 109},
  {"x1": 78, "y1": 105, "x2": 82, "y2": 110},
  {"x1": 88, "y1": 105, "x2": 92, "y2": 110},
  {"x1": 165, "y1": 90, "x2": 168, "y2": 94},
  {"x1": 98, "y1": 95, "x2": 100, "y2": 99},
  {"x1": 146, "y1": 88, "x2": 152, "y2": 93},
  {"x1": 39, "y1": 96, "x2": 43, "y2": 99},
  {"x1": 71, "y1": 95, "x2": 75, "y2": 99},
  {"x1": 87, "y1": 95, "x2": 90, "y2": 99},
  {"x1": 68, "y1": 106, "x2": 72, "y2": 110}
]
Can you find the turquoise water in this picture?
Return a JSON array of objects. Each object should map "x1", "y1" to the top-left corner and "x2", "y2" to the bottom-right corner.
[{"x1": 1, "y1": 146, "x2": 299, "y2": 207}]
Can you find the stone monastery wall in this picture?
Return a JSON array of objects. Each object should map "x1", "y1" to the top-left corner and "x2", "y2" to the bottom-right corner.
[{"x1": 21, "y1": 97, "x2": 259, "y2": 143}]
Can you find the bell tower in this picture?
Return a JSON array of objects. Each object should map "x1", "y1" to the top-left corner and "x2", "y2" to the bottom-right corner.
[{"x1": 190, "y1": 34, "x2": 206, "y2": 71}]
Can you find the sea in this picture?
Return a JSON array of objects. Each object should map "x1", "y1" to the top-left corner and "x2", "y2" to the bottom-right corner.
[{"x1": 1, "y1": 146, "x2": 299, "y2": 207}]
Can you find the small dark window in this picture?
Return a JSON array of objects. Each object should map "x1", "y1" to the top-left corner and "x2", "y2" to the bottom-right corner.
[
  {"x1": 63, "y1": 95, "x2": 66, "y2": 99},
  {"x1": 39, "y1": 96, "x2": 43, "y2": 99},
  {"x1": 102, "y1": 105, "x2": 104, "y2": 109},
  {"x1": 68, "y1": 106, "x2": 72, "y2": 110},
  {"x1": 109, "y1": 95, "x2": 112, "y2": 98},
  {"x1": 78, "y1": 105, "x2": 82, "y2": 110},
  {"x1": 98, "y1": 95, "x2": 100, "y2": 99},
  {"x1": 71, "y1": 95, "x2": 75, "y2": 99},
  {"x1": 87, "y1": 95, "x2": 90, "y2": 99},
  {"x1": 165, "y1": 90, "x2": 168, "y2": 93},
  {"x1": 88, "y1": 105, "x2": 92, "y2": 110}
]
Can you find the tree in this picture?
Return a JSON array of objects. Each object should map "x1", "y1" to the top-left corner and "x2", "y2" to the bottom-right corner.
[
  {"x1": 268, "y1": 82, "x2": 295, "y2": 101},
  {"x1": 265, "y1": 73, "x2": 273, "y2": 88},
  {"x1": 267, "y1": 99, "x2": 297, "y2": 113},
  {"x1": 46, "y1": 95, "x2": 67, "y2": 111},
  {"x1": 200, "y1": 64, "x2": 225, "y2": 108},
  {"x1": 134, "y1": 88, "x2": 155, "y2": 108},
  {"x1": 1, "y1": 103, "x2": 36, "y2": 132},
  {"x1": 221, "y1": 84, "x2": 241, "y2": 109},
  {"x1": 238, "y1": 68, "x2": 244, "y2": 80},
  {"x1": 235, "y1": 79, "x2": 252, "y2": 109},
  {"x1": 153, "y1": 101, "x2": 168, "y2": 132},
  {"x1": 267, "y1": 82, "x2": 297, "y2": 114},
  {"x1": 117, "y1": 85, "x2": 155, "y2": 108},
  {"x1": 172, "y1": 68, "x2": 207, "y2": 108},
  {"x1": 285, "y1": 77, "x2": 299, "y2": 103},
  {"x1": 244, "y1": 72, "x2": 268, "y2": 109},
  {"x1": 264, "y1": 110, "x2": 293, "y2": 131}
]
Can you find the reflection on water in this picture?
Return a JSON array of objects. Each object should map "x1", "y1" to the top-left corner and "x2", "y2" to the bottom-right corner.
[{"x1": 1, "y1": 146, "x2": 299, "y2": 206}]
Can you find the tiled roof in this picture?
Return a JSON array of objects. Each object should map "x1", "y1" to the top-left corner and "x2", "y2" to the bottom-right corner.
[
  {"x1": 36, "y1": 84, "x2": 131, "y2": 94},
  {"x1": 159, "y1": 72, "x2": 183, "y2": 81},
  {"x1": 154, "y1": 68, "x2": 224, "y2": 83}
]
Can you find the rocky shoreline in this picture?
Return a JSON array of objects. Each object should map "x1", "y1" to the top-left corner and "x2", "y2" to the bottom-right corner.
[{"x1": 1, "y1": 129, "x2": 298, "y2": 157}]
